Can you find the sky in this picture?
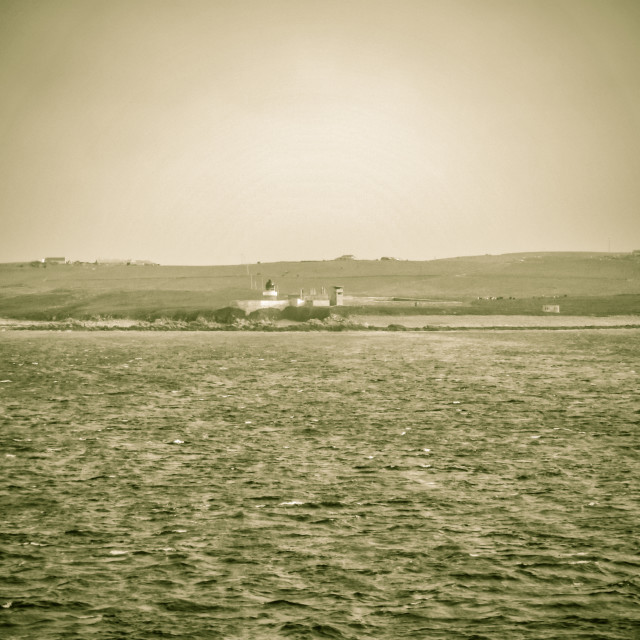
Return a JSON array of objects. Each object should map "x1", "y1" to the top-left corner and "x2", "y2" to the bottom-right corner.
[{"x1": 1, "y1": 0, "x2": 639, "y2": 265}]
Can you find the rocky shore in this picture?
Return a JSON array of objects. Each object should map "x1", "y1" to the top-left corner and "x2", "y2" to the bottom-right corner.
[{"x1": 2, "y1": 315, "x2": 640, "y2": 332}]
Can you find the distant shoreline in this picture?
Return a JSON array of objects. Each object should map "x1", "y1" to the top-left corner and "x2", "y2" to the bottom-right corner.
[{"x1": 2, "y1": 315, "x2": 640, "y2": 333}]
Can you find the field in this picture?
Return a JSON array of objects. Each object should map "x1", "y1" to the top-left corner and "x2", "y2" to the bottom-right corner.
[
  {"x1": 1, "y1": 330, "x2": 639, "y2": 638},
  {"x1": 1, "y1": 252, "x2": 639, "y2": 321}
]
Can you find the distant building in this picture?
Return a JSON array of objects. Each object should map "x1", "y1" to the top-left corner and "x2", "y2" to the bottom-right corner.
[
  {"x1": 335, "y1": 254, "x2": 355, "y2": 261},
  {"x1": 234, "y1": 282, "x2": 345, "y2": 312},
  {"x1": 330, "y1": 286, "x2": 344, "y2": 306},
  {"x1": 96, "y1": 258, "x2": 131, "y2": 265},
  {"x1": 44, "y1": 257, "x2": 66, "y2": 265},
  {"x1": 542, "y1": 305, "x2": 560, "y2": 313},
  {"x1": 263, "y1": 279, "x2": 277, "y2": 297},
  {"x1": 304, "y1": 295, "x2": 330, "y2": 307},
  {"x1": 233, "y1": 299, "x2": 289, "y2": 313},
  {"x1": 299, "y1": 285, "x2": 329, "y2": 307},
  {"x1": 232, "y1": 278, "x2": 289, "y2": 313}
]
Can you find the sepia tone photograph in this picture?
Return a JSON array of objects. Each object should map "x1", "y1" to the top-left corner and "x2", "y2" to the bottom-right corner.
[{"x1": 1, "y1": 1, "x2": 639, "y2": 638}]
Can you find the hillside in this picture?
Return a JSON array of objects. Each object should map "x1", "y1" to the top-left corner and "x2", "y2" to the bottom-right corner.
[{"x1": 1, "y1": 252, "x2": 639, "y2": 320}]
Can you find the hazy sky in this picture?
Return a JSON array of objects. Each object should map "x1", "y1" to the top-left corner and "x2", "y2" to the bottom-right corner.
[{"x1": 1, "y1": 0, "x2": 639, "y2": 265}]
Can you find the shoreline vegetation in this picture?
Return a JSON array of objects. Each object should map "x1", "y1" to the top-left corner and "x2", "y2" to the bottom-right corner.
[{"x1": 2, "y1": 313, "x2": 640, "y2": 333}]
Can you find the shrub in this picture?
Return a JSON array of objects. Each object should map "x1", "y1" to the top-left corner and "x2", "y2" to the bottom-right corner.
[
  {"x1": 282, "y1": 306, "x2": 330, "y2": 322},
  {"x1": 214, "y1": 307, "x2": 246, "y2": 324},
  {"x1": 248, "y1": 308, "x2": 282, "y2": 322}
]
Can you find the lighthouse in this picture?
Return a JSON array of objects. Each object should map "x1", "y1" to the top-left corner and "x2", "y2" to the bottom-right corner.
[{"x1": 263, "y1": 279, "x2": 277, "y2": 298}]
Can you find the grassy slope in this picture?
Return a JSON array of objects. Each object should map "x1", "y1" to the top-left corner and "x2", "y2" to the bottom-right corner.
[{"x1": 1, "y1": 252, "x2": 639, "y2": 319}]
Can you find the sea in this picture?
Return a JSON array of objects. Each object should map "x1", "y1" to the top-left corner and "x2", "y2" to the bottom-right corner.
[{"x1": 1, "y1": 330, "x2": 639, "y2": 639}]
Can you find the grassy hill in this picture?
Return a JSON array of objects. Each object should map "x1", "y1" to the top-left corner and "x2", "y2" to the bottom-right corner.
[{"x1": 1, "y1": 252, "x2": 639, "y2": 320}]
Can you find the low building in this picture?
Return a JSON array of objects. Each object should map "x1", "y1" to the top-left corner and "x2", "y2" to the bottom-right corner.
[
  {"x1": 233, "y1": 299, "x2": 289, "y2": 313},
  {"x1": 303, "y1": 287, "x2": 331, "y2": 307},
  {"x1": 44, "y1": 257, "x2": 66, "y2": 265},
  {"x1": 305, "y1": 297, "x2": 330, "y2": 307},
  {"x1": 96, "y1": 258, "x2": 131, "y2": 265},
  {"x1": 542, "y1": 305, "x2": 560, "y2": 313},
  {"x1": 234, "y1": 282, "x2": 345, "y2": 312}
]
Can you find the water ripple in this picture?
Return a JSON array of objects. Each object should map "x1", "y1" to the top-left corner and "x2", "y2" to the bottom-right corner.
[{"x1": 1, "y1": 331, "x2": 639, "y2": 638}]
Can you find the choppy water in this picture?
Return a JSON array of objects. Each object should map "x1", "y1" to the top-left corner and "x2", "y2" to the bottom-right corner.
[{"x1": 1, "y1": 330, "x2": 639, "y2": 639}]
